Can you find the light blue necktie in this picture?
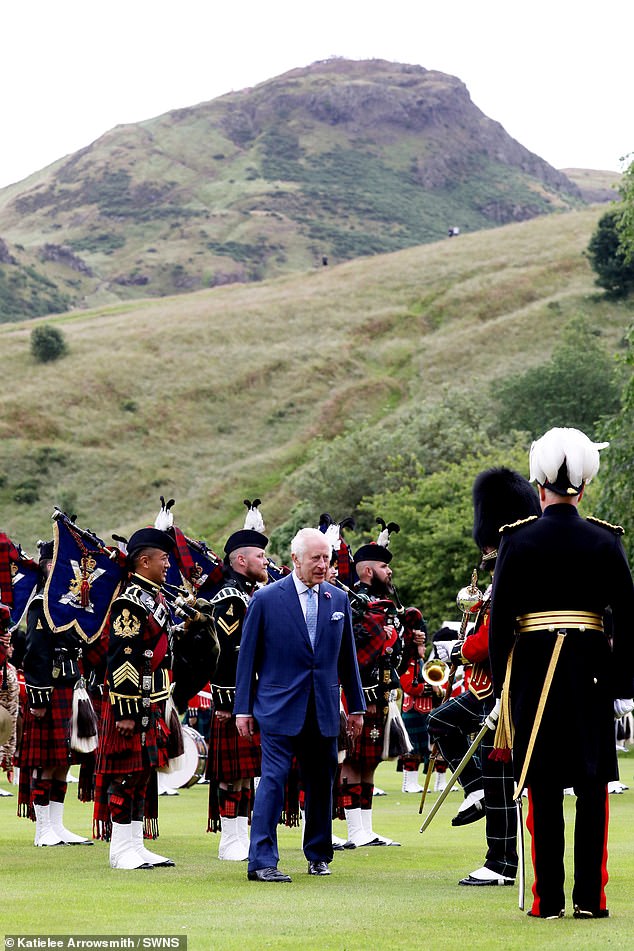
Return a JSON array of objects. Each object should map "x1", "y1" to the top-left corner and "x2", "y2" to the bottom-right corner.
[{"x1": 305, "y1": 586, "x2": 317, "y2": 648}]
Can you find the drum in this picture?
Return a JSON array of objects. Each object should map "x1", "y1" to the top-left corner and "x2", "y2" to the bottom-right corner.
[{"x1": 159, "y1": 726, "x2": 208, "y2": 790}]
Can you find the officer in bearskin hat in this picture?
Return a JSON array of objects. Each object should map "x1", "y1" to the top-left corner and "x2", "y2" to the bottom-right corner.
[
  {"x1": 489, "y1": 428, "x2": 634, "y2": 919},
  {"x1": 427, "y1": 467, "x2": 541, "y2": 886},
  {"x1": 205, "y1": 526, "x2": 269, "y2": 861}
]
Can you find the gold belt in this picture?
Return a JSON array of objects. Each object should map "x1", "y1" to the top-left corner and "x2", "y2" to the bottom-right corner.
[{"x1": 516, "y1": 611, "x2": 603, "y2": 633}]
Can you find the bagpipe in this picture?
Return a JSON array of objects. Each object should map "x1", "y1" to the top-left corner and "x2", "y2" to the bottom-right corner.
[
  {"x1": 147, "y1": 502, "x2": 223, "y2": 715},
  {"x1": 162, "y1": 580, "x2": 220, "y2": 716}
]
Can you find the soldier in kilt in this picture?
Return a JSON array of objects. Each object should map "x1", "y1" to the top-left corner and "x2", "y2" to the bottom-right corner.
[
  {"x1": 16, "y1": 541, "x2": 95, "y2": 845},
  {"x1": 206, "y1": 528, "x2": 268, "y2": 861},
  {"x1": 93, "y1": 527, "x2": 181, "y2": 870},
  {"x1": 339, "y1": 543, "x2": 423, "y2": 847}
]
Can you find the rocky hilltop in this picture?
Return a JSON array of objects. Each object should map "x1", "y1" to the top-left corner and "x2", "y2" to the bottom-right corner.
[{"x1": 0, "y1": 58, "x2": 584, "y2": 317}]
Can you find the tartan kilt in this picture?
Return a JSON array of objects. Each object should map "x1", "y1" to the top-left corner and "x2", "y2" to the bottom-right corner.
[
  {"x1": 206, "y1": 713, "x2": 261, "y2": 782},
  {"x1": 95, "y1": 698, "x2": 169, "y2": 776},
  {"x1": 402, "y1": 708, "x2": 431, "y2": 759},
  {"x1": 345, "y1": 710, "x2": 385, "y2": 773},
  {"x1": 17, "y1": 683, "x2": 76, "y2": 770}
]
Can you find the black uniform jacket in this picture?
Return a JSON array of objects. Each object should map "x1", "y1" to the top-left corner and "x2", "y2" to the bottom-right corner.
[{"x1": 489, "y1": 503, "x2": 634, "y2": 787}]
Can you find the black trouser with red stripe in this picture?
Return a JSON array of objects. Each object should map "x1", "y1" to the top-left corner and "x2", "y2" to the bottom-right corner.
[{"x1": 526, "y1": 778, "x2": 609, "y2": 917}]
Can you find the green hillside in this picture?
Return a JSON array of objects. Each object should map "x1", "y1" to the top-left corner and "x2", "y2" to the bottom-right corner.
[
  {"x1": 0, "y1": 59, "x2": 586, "y2": 317},
  {"x1": 1, "y1": 204, "x2": 631, "y2": 565}
]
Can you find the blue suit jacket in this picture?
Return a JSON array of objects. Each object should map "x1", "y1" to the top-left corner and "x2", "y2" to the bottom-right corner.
[{"x1": 234, "y1": 573, "x2": 365, "y2": 736}]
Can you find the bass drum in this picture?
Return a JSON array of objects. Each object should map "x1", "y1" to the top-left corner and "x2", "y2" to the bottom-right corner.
[{"x1": 160, "y1": 726, "x2": 208, "y2": 790}]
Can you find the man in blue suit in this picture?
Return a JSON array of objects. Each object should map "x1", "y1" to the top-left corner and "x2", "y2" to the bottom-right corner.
[{"x1": 235, "y1": 527, "x2": 365, "y2": 882}]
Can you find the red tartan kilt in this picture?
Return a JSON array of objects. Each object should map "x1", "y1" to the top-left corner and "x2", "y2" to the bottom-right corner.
[
  {"x1": 17, "y1": 683, "x2": 76, "y2": 769},
  {"x1": 206, "y1": 713, "x2": 261, "y2": 782},
  {"x1": 96, "y1": 699, "x2": 169, "y2": 776},
  {"x1": 345, "y1": 710, "x2": 385, "y2": 772}
]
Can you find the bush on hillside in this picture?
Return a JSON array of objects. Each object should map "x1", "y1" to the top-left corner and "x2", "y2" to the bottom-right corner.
[
  {"x1": 493, "y1": 317, "x2": 621, "y2": 439},
  {"x1": 30, "y1": 324, "x2": 68, "y2": 363},
  {"x1": 291, "y1": 388, "x2": 506, "y2": 527},
  {"x1": 587, "y1": 210, "x2": 634, "y2": 298},
  {"x1": 360, "y1": 438, "x2": 532, "y2": 631},
  {"x1": 595, "y1": 322, "x2": 634, "y2": 564},
  {"x1": 615, "y1": 153, "x2": 634, "y2": 263}
]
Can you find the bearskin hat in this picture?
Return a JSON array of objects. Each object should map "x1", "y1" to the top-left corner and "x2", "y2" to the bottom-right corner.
[{"x1": 472, "y1": 467, "x2": 541, "y2": 552}]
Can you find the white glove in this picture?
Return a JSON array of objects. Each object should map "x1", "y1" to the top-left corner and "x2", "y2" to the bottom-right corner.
[
  {"x1": 484, "y1": 697, "x2": 501, "y2": 731},
  {"x1": 429, "y1": 641, "x2": 458, "y2": 664},
  {"x1": 614, "y1": 698, "x2": 634, "y2": 719}
]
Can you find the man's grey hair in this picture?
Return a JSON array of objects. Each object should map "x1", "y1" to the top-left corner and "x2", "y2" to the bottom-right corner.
[{"x1": 290, "y1": 527, "x2": 328, "y2": 559}]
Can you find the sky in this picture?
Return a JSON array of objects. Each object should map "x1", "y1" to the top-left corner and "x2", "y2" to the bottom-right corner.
[{"x1": 1, "y1": 0, "x2": 632, "y2": 190}]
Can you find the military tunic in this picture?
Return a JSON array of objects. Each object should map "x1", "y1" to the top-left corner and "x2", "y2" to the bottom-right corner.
[{"x1": 489, "y1": 504, "x2": 634, "y2": 917}]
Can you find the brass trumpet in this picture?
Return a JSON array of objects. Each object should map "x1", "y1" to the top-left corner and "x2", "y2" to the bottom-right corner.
[{"x1": 421, "y1": 658, "x2": 450, "y2": 687}]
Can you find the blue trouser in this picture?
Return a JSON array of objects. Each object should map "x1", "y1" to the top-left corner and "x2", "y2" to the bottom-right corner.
[{"x1": 248, "y1": 697, "x2": 338, "y2": 873}]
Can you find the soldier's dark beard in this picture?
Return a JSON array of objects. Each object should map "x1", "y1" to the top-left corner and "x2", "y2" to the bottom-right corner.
[{"x1": 368, "y1": 577, "x2": 394, "y2": 599}]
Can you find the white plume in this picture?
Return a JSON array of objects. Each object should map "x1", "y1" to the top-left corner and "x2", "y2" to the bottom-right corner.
[
  {"x1": 529, "y1": 428, "x2": 609, "y2": 488},
  {"x1": 243, "y1": 498, "x2": 265, "y2": 532},
  {"x1": 154, "y1": 496, "x2": 175, "y2": 531},
  {"x1": 376, "y1": 526, "x2": 389, "y2": 547},
  {"x1": 323, "y1": 522, "x2": 341, "y2": 554}
]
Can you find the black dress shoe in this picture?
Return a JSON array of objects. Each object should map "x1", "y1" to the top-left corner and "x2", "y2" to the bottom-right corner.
[
  {"x1": 247, "y1": 866, "x2": 292, "y2": 883},
  {"x1": 527, "y1": 909, "x2": 565, "y2": 919},
  {"x1": 451, "y1": 802, "x2": 485, "y2": 826},
  {"x1": 573, "y1": 906, "x2": 609, "y2": 919},
  {"x1": 308, "y1": 860, "x2": 331, "y2": 876}
]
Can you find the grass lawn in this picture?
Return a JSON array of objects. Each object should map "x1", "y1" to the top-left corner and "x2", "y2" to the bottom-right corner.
[{"x1": 1, "y1": 751, "x2": 632, "y2": 950}]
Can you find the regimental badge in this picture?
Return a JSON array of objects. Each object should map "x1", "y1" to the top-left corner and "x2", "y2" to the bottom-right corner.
[
  {"x1": 59, "y1": 556, "x2": 106, "y2": 613},
  {"x1": 369, "y1": 726, "x2": 381, "y2": 743},
  {"x1": 113, "y1": 608, "x2": 141, "y2": 639},
  {"x1": 226, "y1": 605, "x2": 234, "y2": 616}
]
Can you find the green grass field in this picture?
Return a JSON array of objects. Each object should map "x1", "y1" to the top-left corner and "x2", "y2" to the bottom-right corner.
[{"x1": 2, "y1": 751, "x2": 633, "y2": 950}]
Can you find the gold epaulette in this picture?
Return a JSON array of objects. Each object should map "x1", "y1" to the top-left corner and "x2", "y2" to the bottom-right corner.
[
  {"x1": 586, "y1": 516, "x2": 624, "y2": 535},
  {"x1": 499, "y1": 515, "x2": 539, "y2": 534}
]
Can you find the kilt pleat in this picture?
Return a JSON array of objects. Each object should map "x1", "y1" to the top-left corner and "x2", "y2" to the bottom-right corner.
[{"x1": 17, "y1": 683, "x2": 75, "y2": 770}]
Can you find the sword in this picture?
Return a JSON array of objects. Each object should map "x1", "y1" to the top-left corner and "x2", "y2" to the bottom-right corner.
[
  {"x1": 419, "y1": 719, "x2": 490, "y2": 834},
  {"x1": 516, "y1": 796, "x2": 525, "y2": 910}
]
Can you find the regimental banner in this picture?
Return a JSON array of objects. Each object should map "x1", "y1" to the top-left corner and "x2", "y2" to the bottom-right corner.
[
  {"x1": 44, "y1": 515, "x2": 125, "y2": 643},
  {"x1": 10, "y1": 553, "x2": 39, "y2": 626}
]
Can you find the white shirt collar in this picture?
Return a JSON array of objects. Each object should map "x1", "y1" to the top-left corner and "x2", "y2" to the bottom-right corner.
[{"x1": 292, "y1": 570, "x2": 316, "y2": 596}]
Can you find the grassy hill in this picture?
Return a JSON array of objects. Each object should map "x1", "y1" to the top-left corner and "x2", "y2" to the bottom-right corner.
[
  {"x1": 1, "y1": 203, "x2": 632, "y2": 559},
  {"x1": 0, "y1": 59, "x2": 587, "y2": 318}
]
